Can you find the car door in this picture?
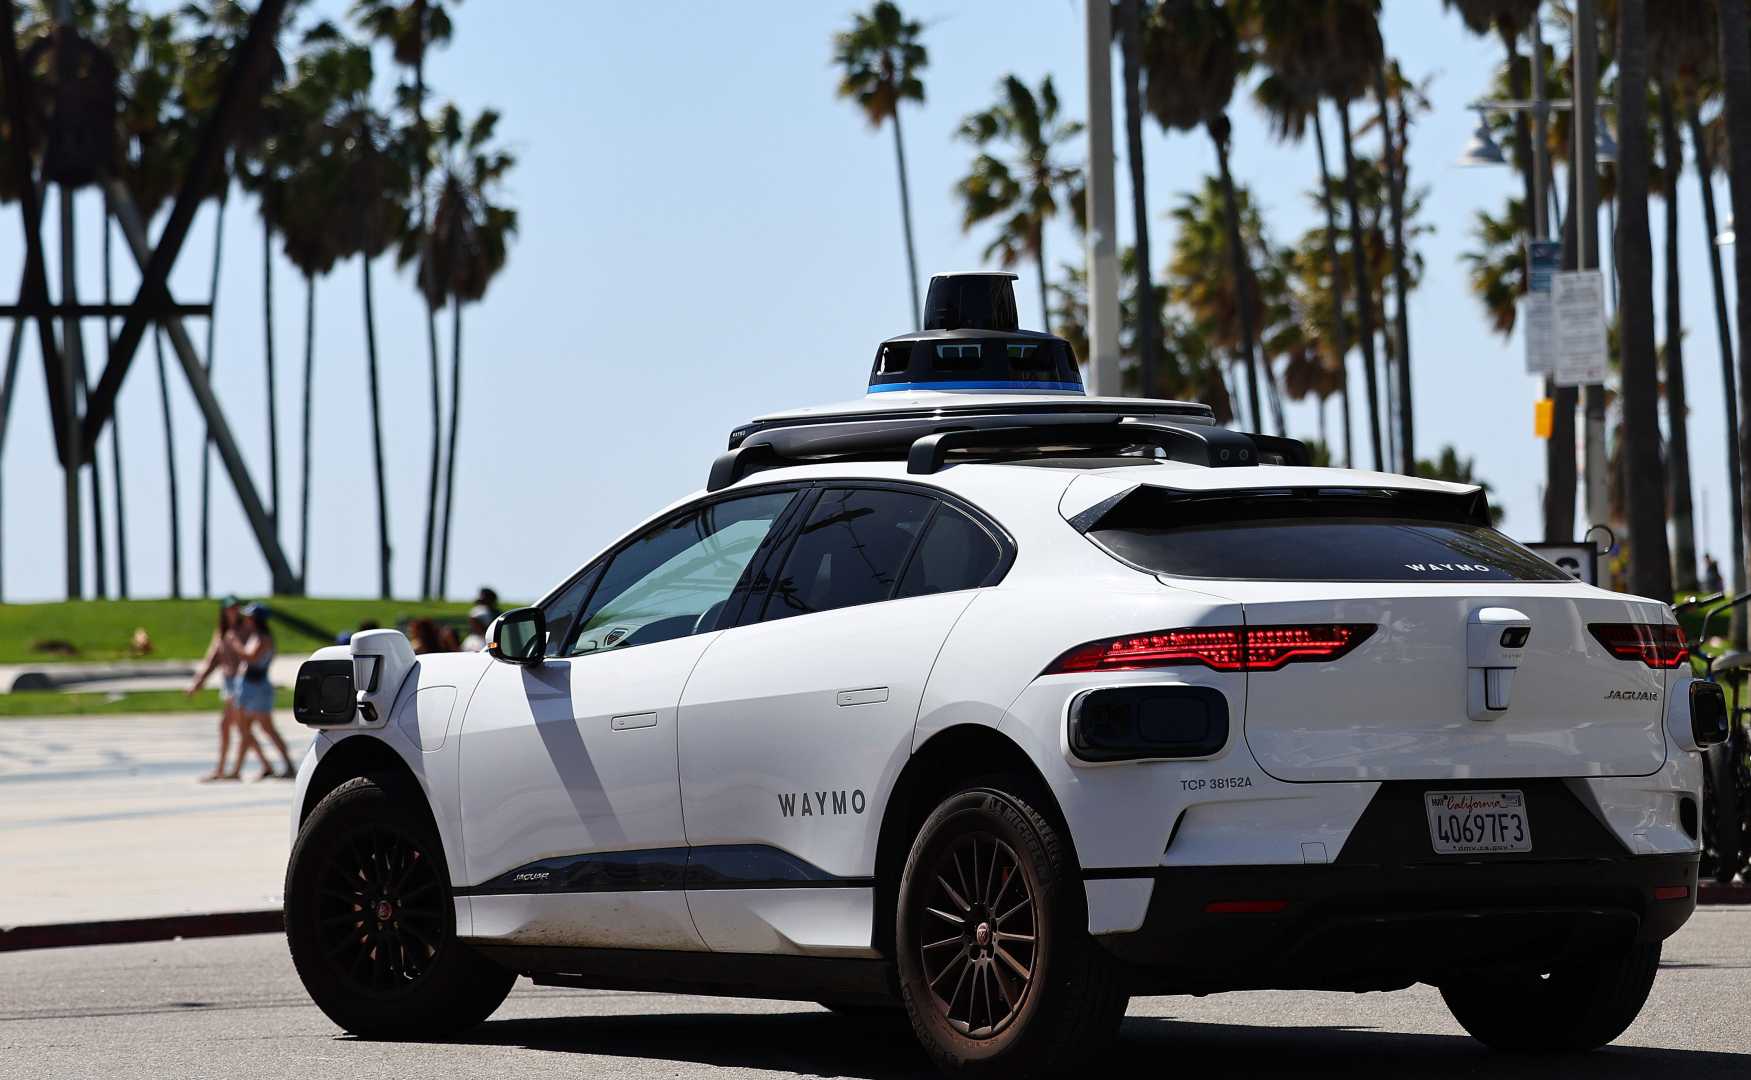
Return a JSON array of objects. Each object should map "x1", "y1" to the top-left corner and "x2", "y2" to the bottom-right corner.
[
  {"x1": 456, "y1": 487, "x2": 801, "y2": 949},
  {"x1": 678, "y1": 485, "x2": 1010, "y2": 954}
]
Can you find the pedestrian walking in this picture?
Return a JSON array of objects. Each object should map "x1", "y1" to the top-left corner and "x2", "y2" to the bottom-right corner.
[
  {"x1": 235, "y1": 603, "x2": 295, "y2": 780},
  {"x1": 188, "y1": 596, "x2": 265, "y2": 782},
  {"x1": 1705, "y1": 554, "x2": 1725, "y2": 595}
]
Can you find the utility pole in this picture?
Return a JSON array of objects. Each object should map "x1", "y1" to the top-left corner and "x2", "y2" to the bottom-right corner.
[
  {"x1": 1532, "y1": 13, "x2": 1548, "y2": 241},
  {"x1": 1574, "y1": 0, "x2": 1608, "y2": 530},
  {"x1": 1084, "y1": 0, "x2": 1121, "y2": 396}
]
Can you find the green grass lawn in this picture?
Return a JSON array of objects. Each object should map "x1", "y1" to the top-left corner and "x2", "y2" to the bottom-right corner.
[
  {"x1": 0, "y1": 597, "x2": 480, "y2": 665},
  {"x1": 0, "y1": 687, "x2": 295, "y2": 717}
]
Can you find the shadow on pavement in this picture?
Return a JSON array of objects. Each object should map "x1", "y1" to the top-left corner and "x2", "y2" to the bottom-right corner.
[{"x1": 453, "y1": 1008, "x2": 1751, "y2": 1079}]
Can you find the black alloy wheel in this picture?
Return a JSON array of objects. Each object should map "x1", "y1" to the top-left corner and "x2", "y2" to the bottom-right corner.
[
  {"x1": 895, "y1": 784, "x2": 1127, "y2": 1078},
  {"x1": 315, "y1": 821, "x2": 448, "y2": 993},
  {"x1": 286, "y1": 775, "x2": 514, "y2": 1037},
  {"x1": 917, "y1": 832, "x2": 1038, "y2": 1038}
]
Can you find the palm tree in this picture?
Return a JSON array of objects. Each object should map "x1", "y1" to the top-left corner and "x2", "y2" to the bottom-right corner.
[
  {"x1": 1614, "y1": 0, "x2": 1672, "y2": 601},
  {"x1": 1115, "y1": 0, "x2": 1162, "y2": 394},
  {"x1": 1463, "y1": 196, "x2": 1530, "y2": 338},
  {"x1": 1142, "y1": 0, "x2": 1263, "y2": 431},
  {"x1": 1375, "y1": 61, "x2": 1422, "y2": 473},
  {"x1": 954, "y1": 74, "x2": 1084, "y2": 329},
  {"x1": 1679, "y1": 56, "x2": 1745, "y2": 627},
  {"x1": 1649, "y1": 0, "x2": 1713, "y2": 591},
  {"x1": 109, "y1": 7, "x2": 188, "y2": 594},
  {"x1": 403, "y1": 102, "x2": 516, "y2": 599},
  {"x1": 833, "y1": 1, "x2": 927, "y2": 330},
  {"x1": 302, "y1": 35, "x2": 406, "y2": 598},
  {"x1": 268, "y1": 25, "x2": 348, "y2": 588},
  {"x1": 353, "y1": 0, "x2": 457, "y2": 599}
]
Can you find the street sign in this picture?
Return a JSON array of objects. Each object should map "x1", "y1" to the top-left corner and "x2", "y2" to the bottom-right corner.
[
  {"x1": 1522, "y1": 293, "x2": 1555, "y2": 374},
  {"x1": 1552, "y1": 269, "x2": 1609, "y2": 387},
  {"x1": 1523, "y1": 240, "x2": 1561, "y2": 375}
]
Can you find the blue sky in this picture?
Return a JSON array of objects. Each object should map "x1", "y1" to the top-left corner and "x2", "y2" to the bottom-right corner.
[{"x1": 0, "y1": 2, "x2": 1735, "y2": 602}]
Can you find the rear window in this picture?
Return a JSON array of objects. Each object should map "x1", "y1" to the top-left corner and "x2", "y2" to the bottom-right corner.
[{"x1": 1085, "y1": 489, "x2": 1568, "y2": 583}]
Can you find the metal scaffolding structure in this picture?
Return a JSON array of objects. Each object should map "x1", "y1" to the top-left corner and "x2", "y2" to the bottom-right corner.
[{"x1": 0, "y1": 0, "x2": 298, "y2": 598}]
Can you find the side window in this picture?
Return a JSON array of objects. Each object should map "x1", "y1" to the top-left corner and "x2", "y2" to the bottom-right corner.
[
  {"x1": 761, "y1": 488, "x2": 934, "y2": 622},
  {"x1": 896, "y1": 504, "x2": 1002, "y2": 599},
  {"x1": 570, "y1": 490, "x2": 796, "y2": 655},
  {"x1": 539, "y1": 565, "x2": 602, "y2": 657}
]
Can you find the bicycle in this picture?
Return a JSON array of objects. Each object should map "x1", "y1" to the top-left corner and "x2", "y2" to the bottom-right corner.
[{"x1": 1676, "y1": 590, "x2": 1751, "y2": 885}]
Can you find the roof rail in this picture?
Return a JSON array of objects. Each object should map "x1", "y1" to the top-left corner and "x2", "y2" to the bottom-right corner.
[
  {"x1": 706, "y1": 414, "x2": 1309, "y2": 491},
  {"x1": 904, "y1": 422, "x2": 1262, "y2": 475}
]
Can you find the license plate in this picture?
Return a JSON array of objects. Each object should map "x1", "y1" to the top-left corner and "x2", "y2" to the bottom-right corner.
[{"x1": 1424, "y1": 790, "x2": 1532, "y2": 854}]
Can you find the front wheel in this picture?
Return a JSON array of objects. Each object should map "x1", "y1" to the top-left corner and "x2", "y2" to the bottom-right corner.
[
  {"x1": 285, "y1": 775, "x2": 514, "y2": 1038},
  {"x1": 895, "y1": 785, "x2": 1128, "y2": 1077},
  {"x1": 1439, "y1": 941, "x2": 1661, "y2": 1053}
]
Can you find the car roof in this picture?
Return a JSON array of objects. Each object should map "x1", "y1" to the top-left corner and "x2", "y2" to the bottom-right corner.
[{"x1": 716, "y1": 456, "x2": 1480, "y2": 499}]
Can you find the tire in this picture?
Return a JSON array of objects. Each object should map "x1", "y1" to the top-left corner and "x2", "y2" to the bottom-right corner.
[
  {"x1": 285, "y1": 775, "x2": 515, "y2": 1038},
  {"x1": 1706, "y1": 743, "x2": 1741, "y2": 886},
  {"x1": 895, "y1": 784, "x2": 1129, "y2": 1078},
  {"x1": 1439, "y1": 940, "x2": 1662, "y2": 1053}
]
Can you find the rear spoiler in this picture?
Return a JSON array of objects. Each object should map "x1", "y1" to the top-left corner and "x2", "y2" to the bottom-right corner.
[{"x1": 1068, "y1": 484, "x2": 1495, "y2": 535}]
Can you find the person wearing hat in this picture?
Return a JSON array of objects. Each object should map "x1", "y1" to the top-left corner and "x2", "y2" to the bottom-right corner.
[
  {"x1": 189, "y1": 595, "x2": 263, "y2": 781},
  {"x1": 234, "y1": 602, "x2": 295, "y2": 780}
]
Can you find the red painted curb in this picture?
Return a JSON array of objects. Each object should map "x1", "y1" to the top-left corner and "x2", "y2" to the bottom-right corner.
[
  {"x1": 1699, "y1": 883, "x2": 1751, "y2": 906},
  {"x1": 0, "y1": 909, "x2": 283, "y2": 952}
]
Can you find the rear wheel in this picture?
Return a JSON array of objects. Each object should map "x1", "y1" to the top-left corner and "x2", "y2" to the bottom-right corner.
[
  {"x1": 895, "y1": 784, "x2": 1128, "y2": 1077},
  {"x1": 285, "y1": 775, "x2": 514, "y2": 1037},
  {"x1": 1439, "y1": 941, "x2": 1661, "y2": 1052}
]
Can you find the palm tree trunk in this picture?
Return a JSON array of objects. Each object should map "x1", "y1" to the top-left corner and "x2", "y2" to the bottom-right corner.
[
  {"x1": 61, "y1": 192, "x2": 107, "y2": 601},
  {"x1": 362, "y1": 258, "x2": 392, "y2": 599},
  {"x1": 1034, "y1": 226, "x2": 1050, "y2": 339},
  {"x1": 1614, "y1": 0, "x2": 1673, "y2": 601},
  {"x1": 1723, "y1": 0, "x2": 1751, "y2": 624},
  {"x1": 299, "y1": 273, "x2": 316, "y2": 590},
  {"x1": 103, "y1": 191, "x2": 127, "y2": 598},
  {"x1": 1118, "y1": 0, "x2": 1159, "y2": 395},
  {"x1": 1377, "y1": 65, "x2": 1415, "y2": 474},
  {"x1": 1210, "y1": 117, "x2": 1262, "y2": 432},
  {"x1": 1547, "y1": 173, "x2": 1580, "y2": 543},
  {"x1": 891, "y1": 104, "x2": 922, "y2": 329},
  {"x1": 416, "y1": 39, "x2": 441, "y2": 600},
  {"x1": 201, "y1": 195, "x2": 224, "y2": 597},
  {"x1": 1659, "y1": 84, "x2": 1697, "y2": 591},
  {"x1": 1689, "y1": 103, "x2": 1745, "y2": 637},
  {"x1": 1337, "y1": 101, "x2": 1383, "y2": 471},
  {"x1": 154, "y1": 327, "x2": 182, "y2": 599},
  {"x1": 437, "y1": 299, "x2": 463, "y2": 599},
  {"x1": 263, "y1": 220, "x2": 279, "y2": 548},
  {"x1": 1311, "y1": 108, "x2": 1353, "y2": 467}
]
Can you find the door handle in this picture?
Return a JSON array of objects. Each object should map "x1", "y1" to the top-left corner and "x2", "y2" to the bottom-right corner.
[
  {"x1": 610, "y1": 712, "x2": 658, "y2": 730},
  {"x1": 836, "y1": 687, "x2": 889, "y2": 707}
]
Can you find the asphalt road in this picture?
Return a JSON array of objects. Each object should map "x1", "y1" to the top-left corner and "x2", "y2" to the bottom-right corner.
[{"x1": 3, "y1": 911, "x2": 1748, "y2": 1080}]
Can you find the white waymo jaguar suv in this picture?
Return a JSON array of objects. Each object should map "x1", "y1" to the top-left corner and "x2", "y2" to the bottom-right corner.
[{"x1": 285, "y1": 274, "x2": 1718, "y2": 1077}]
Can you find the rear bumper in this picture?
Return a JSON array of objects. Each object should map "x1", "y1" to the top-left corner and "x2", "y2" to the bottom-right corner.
[{"x1": 1092, "y1": 852, "x2": 1698, "y2": 995}]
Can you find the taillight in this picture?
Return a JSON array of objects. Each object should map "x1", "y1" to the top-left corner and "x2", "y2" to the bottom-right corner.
[
  {"x1": 1043, "y1": 624, "x2": 1375, "y2": 675},
  {"x1": 1587, "y1": 623, "x2": 1689, "y2": 668}
]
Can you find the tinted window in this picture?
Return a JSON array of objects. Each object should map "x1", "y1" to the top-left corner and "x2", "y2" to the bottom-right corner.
[
  {"x1": 570, "y1": 490, "x2": 795, "y2": 654},
  {"x1": 762, "y1": 489, "x2": 934, "y2": 620},
  {"x1": 896, "y1": 505, "x2": 1001, "y2": 598},
  {"x1": 1088, "y1": 490, "x2": 1568, "y2": 583},
  {"x1": 539, "y1": 565, "x2": 601, "y2": 657}
]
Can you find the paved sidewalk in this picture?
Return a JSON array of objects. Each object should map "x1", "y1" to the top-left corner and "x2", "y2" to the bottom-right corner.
[{"x1": 0, "y1": 713, "x2": 312, "y2": 928}]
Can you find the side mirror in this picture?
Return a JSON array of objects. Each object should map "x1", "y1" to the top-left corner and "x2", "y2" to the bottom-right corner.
[{"x1": 488, "y1": 607, "x2": 546, "y2": 665}]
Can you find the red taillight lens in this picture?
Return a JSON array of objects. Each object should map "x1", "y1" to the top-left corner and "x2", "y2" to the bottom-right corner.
[
  {"x1": 1044, "y1": 624, "x2": 1375, "y2": 675},
  {"x1": 1588, "y1": 623, "x2": 1689, "y2": 668}
]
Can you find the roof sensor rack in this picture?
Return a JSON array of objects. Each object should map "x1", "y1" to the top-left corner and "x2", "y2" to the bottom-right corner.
[{"x1": 706, "y1": 415, "x2": 1309, "y2": 491}]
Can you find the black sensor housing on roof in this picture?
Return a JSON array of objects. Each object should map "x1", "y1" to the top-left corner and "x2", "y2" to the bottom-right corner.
[{"x1": 867, "y1": 271, "x2": 1086, "y2": 396}]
